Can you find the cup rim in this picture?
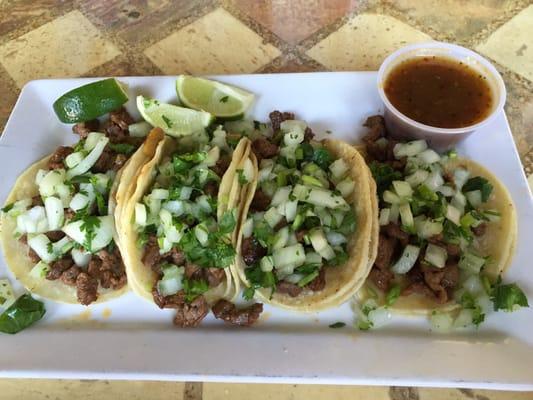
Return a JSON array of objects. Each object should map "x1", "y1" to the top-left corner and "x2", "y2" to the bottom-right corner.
[{"x1": 377, "y1": 41, "x2": 507, "y2": 135}]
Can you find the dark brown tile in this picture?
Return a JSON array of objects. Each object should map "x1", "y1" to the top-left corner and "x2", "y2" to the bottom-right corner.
[
  {"x1": 230, "y1": 0, "x2": 360, "y2": 44},
  {"x1": 0, "y1": 66, "x2": 20, "y2": 133},
  {"x1": 260, "y1": 57, "x2": 323, "y2": 73}
]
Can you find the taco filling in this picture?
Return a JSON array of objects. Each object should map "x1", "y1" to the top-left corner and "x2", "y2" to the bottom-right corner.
[
  {"x1": 239, "y1": 111, "x2": 358, "y2": 300},
  {"x1": 131, "y1": 133, "x2": 262, "y2": 327},
  {"x1": 1, "y1": 108, "x2": 144, "y2": 305},
  {"x1": 360, "y1": 115, "x2": 526, "y2": 329}
]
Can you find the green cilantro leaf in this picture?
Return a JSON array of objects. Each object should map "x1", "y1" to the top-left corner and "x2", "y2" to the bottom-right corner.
[
  {"x1": 369, "y1": 161, "x2": 402, "y2": 197},
  {"x1": 491, "y1": 280, "x2": 529, "y2": 312},
  {"x1": 108, "y1": 143, "x2": 136, "y2": 155},
  {"x1": 161, "y1": 115, "x2": 173, "y2": 128},
  {"x1": 80, "y1": 216, "x2": 101, "y2": 251},
  {"x1": 219, "y1": 96, "x2": 229, "y2": 103},
  {"x1": 462, "y1": 177, "x2": 493, "y2": 202},
  {"x1": 182, "y1": 278, "x2": 209, "y2": 303},
  {"x1": 385, "y1": 284, "x2": 401, "y2": 307},
  {"x1": 329, "y1": 322, "x2": 346, "y2": 329},
  {"x1": 1, "y1": 203, "x2": 14, "y2": 213}
]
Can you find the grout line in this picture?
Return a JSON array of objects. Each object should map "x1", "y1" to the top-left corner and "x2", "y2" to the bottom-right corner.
[{"x1": 184, "y1": 381, "x2": 203, "y2": 400}]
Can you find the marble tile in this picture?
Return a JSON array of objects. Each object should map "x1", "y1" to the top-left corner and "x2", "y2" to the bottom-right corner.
[
  {"x1": 0, "y1": 10, "x2": 121, "y2": 87},
  {"x1": 385, "y1": 0, "x2": 519, "y2": 41},
  {"x1": 203, "y1": 383, "x2": 390, "y2": 400},
  {"x1": 260, "y1": 57, "x2": 322, "y2": 73},
  {"x1": 0, "y1": 67, "x2": 19, "y2": 132},
  {"x1": 476, "y1": 5, "x2": 533, "y2": 82},
  {"x1": 307, "y1": 13, "x2": 431, "y2": 71},
  {"x1": 230, "y1": 0, "x2": 360, "y2": 44},
  {"x1": 0, "y1": 379, "x2": 185, "y2": 400},
  {"x1": 144, "y1": 7, "x2": 281, "y2": 75},
  {"x1": 419, "y1": 387, "x2": 533, "y2": 399}
]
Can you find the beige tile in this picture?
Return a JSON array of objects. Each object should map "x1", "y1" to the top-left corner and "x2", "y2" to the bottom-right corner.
[
  {"x1": 306, "y1": 13, "x2": 431, "y2": 71},
  {"x1": 419, "y1": 387, "x2": 533, "y2": 400},
  {"x1": 476, "y1": 5, "x2": 533, "y2": 82},
  {"x1": 385, "y1": 0, "x2": 518, "y2": 40},
  {"x1": 0, "y1": 379, "x2": 185, "y2": 400},
  {"x1": 144, "y1": 7, "x2": 281, "y2": 75},
  {"x1": 0, "y1": 10, "x2": 121, "y2": 88},
  {"x1": 203, "y1": 383, "x2": 390, "y2": 400}
]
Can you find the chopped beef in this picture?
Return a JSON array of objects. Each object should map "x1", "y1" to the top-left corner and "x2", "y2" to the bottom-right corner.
[
  {"x1": 250, "y1": 189, "x2": 271, "y2": 211},
  {"x1": 369, "y1": 267, "x2": 394, "y2": 292},
  {"x1": 27, "y1": 248, "x2": 41, "y2": 263},
  {"x1": 60, "y1": 266, "x2": 81, "y2": 286},
  {"x1": 269, "y1": 110, "x2": 295, "y2": 133},
  {"x1": 383, "y1": 223, "x2": 410, "y2": 247},
  {"x1": 274, "y1": 217, "x2": 288, "y2": 231},
  {"x1": 388, "y1": 157, "x2": 407, "y2": 172},
  {"x1": 375, "y1": 234, "x2": 396, "y2": 270},
  {"x1": 173, "y1": 294, "x2": 209, "y2": 328},
  {"x1": 205, "y1": 267, "x2": 225, "y2": 287},
  {"x1": 152, "y1": 286, "x2": 185, "y2": 309},
  {"x1": 211, "y1": 156, "x2": 231, "y2": 177},
  {"x1": 304, "y1": 127, "x2": 314, "y2": 141},
  {"x1": 64, "y1": 208, "x2": 76, "y2": 220},
  {"x1": 295, "y1": 229, "x2": 307, "y2": 242},
  {"x1": 428, "y1": 235, "x2": 460, "y2": 257},
  {"x1": 402, "y1": 281, "x2": 436, "y2": 299},
  {"x1": 72, "y1": 119, "x2": 100, "y2": 139},
  {"x1": 46, "y1": 257, "x2": 74, "y2": 280},
  {"x1": 420, "y1": 262, "x2": 460, "y2": 304},
  {"x1": 406, "y1": 263, "x2": 424, "y2": 283},
  {"x1": 113, "y1": 153, "x2": 128, "y2": 170},
  {"x1": 97, "y1": 248, "x2": 127, "y2": 290},
  {"x1": 306, "y1": 267, "x2": 326, "y2": 291},
  {"x1": 142, "y1": 234, "x2": 161, "y2": 273},
  {"x1": 184, "y1": 263, "x2": 203, "y2": 280},
  {"x1": 18, "y1": 234, "x2": 27, "y2": 245},
  {"x1": 48, "y1": 146, "x2": 73, "y2": 170},
  {"x1": 443, "y1": 170, "x2": 455, "y2": 186},
  {"x1": 251, "y1": 137, "x2": 278, "y2": 162},
  {"x1": 241, "y1": 237, "x2": 267, "y2": 266},
  {"x1": 104, "y1": 107, "x2": 134, "y2": 143},
  {"x1": 204, "y1": 181, "x2": 219, "y2": 197},
  {"x1": 31, "y1": 195, "x2": 44, "y2": 207},
  {"x1": 92, "y1": 147, "x2": 115, "y2": 172},
  {"x1": 164, "y1": 247, "x2": 186, "y2": 266},
  {"x1": 212, "y1": 299, "x2": 263, "y2": 326},
  {"x1": 441, "y1": 262, "x2": 459, "y2": 289},
  {"x1": 45, "y1": 230, "x2": 65, "y2": 241},
  {"x1": 76, "y1": 272, "x2": 98, "y2": 305},
  {"x1": 472, "y1": 223, "x2": 487, "y2": 236},
  {"x1": 276, "y1": 281, "x2": 303, "y2": 297},
  {"x1": 363, "y1": 115, "x2": 386, "y2": 143}
]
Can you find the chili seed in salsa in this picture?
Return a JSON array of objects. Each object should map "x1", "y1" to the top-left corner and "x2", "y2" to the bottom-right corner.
[{"x1": 384, "y1": 56, "x2": 493, "y2": 129}]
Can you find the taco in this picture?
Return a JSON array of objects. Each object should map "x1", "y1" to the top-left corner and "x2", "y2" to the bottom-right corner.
[
  {"x1": 118, "y1": 126, "x2": 259, "y2": 327},
  {"x1": 0, "y1": 108, "x2": 161, "y2": 305},
  {"x1": 234, "y1": 111, "x2": 378, "y2": 312},
  {"x1": 359, "y1": 115, "x2": 517, "y2": 318}
]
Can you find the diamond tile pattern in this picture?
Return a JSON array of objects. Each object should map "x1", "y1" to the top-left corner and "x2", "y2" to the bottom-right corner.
[
  {"x1": 0, "y1": 10, "x2": 120, "y2": 87},
  {"x1": 144, "y1": 7, "x2": 281, "y2": 75},
  {"x1": 231, "y1": 0, "x2": 360, "y2": 44},
  {"x1": 307, "y1": 13, "x2": 431, "y2": 70}
]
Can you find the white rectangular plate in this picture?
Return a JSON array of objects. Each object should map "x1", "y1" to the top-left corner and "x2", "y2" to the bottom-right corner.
[{"x1": 0, "y1": 73, "x2": 532, "y2": 389}]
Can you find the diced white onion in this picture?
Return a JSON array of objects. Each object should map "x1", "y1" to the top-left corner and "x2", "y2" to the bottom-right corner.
[
  {"x1": 65, "y1": 151, "x2": 85, "y2": 169},
  {"x1": 367, "y1": 307, "x2": 392, "y2": 329},
  {"x1": 28, "y1": 234, "x2": 55, "y2": 263},
  {"x1": 273, "y1": 244, "x2": 306, "y2": 268},
  {"x1": 84, "y1": 132, "x2": 105, "y2": 151},
  {"x1": 446, "y1": 204, "x2": 461, "y2": 225},
  {"x1": 379, "y1": 208, "x2": 391, "y2": 226},
  {"x1": 242, "y1": 218, "x2": 254, "y2": 238},
  {"x1": 337, "y1": 179, "x2": 355, "y2": 198},
  {"x1": 128, "y1": 121, "x2": 152, "y2": 137},
  {"x1": 35, "y1": 169, "x2": 48, "y2": 185},
  {"x1": 194, "y1": 224, "x2": 209, "y2": 246},
  {"x1": 204, "y1": 146, "x2": 220, "y2": 167},
  {"x1": 284, "y1": 200, "x2": 298, "y2": 222},
  {"x1": 69, "y1": 193, "x2": 90, "y2": 211},
  {"x1": 67, "y1": 136, "x2": 109, "y2": 179},
  {"x1": 437, "y1": 185, "x2": 455, "y2": 197},
  {"x1": 326, "y1": 231, "x2": 347, "y2": 246},
  {"x1": 453, "y1": 309, "x2": 474, "y2": 329},
  {"x1": 393, "y1": 140, "x2": 427, "y2": 158},
  {"x1": 29, "y1": 261, "x2": 50, "y2": 280},
  {"x1": 424, "y1": 243, "x2": 447, "y2": 268},
  {"x1": 163, "y1": 200, "x2": 185, "y2": 216},
  {"x1": 329, "y1": 159, "x2": 349, "y2": 181},
  {"x1": 383, "y1": 190, "x2": 401, "y2": 204},
  {"x1": 39, "y1": 169, "x2": 66, "y2": 197},
  {"x1": 399, "y1": 203, "x2": 414, "y2": 228},
  {"x1": 309, "y1": 229, "x2": 335, "y2": 260},
  {"x1": 62, "y1": 215, "x2": 114, "y2": 252},
  {"x1": 271, "y1": 186, "x2": 291, "y2": 207},
  {"x1": 453, "y1": 168, "x2": 470, "y2": 190},
  {"x1": 151, "y1": 188, "x2": 169, "y2": 200},
  {"x1": 306, "y1": 188, "x2": 347, "y2": 209},
  {"x1": 459, "y1": 252, "x2": 486, "y2": 274},
  {"x1": 424, "y1": 171, "x2": 444, "y2": 192},
  {"x1": 391, "y1": 244, "x2": 420, "y2": 274},
  {"x1": 72, "y1": 248, "x2": 92, "y2": 267},
  {"x1": 44, "y1": 196, "x2": 64, "y2": 230},
  {"x1": 465, "y1": 190, "x2": 482, "y2": 208},
  {"x1": 392, "y1": 180, "x2": 413, "y2": 198},
  {"x1": 135, "y1": 203, "x2": 147, "y2": 227},
  {"x1": 264, "y1": 207, "x2": 283, "y2": 228},
  {"x1": 416, "y1": 149, "x2": 440, "y2": 164},
  {"x1": 292, "y1": 184, "x2": 309, "y2": 201},
  {"x1": 389, "y1": 204, "x2": 399, "y2": 224},
  {"x1": 430, "y1": 312, "x2": 453, "y2": 333},
  {"x1": 242, "y1": 158, "x2": 254, "y2": 184},
  {"x1": 405, "y1": 169, "x2": 429, "y2": 187}
]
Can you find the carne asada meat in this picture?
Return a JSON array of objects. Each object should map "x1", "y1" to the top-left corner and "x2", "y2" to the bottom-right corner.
[
  {"x1": 251, "y1": 137, "x2": 278, "y2": 162},
  {"x1": 46, "y1": 256, "x2": 74, "y2": 280},
  {"x1": 276, "y1": 281, "x2": 303, "y2": 297},
  {"x1": 306, "y1": 268, "x2": 326, "y2": 291},
  {"x1": 173, "y1": 295, "x2": 209, "y2": 328},
  {"x1": 269, "y1": 110, "x2": 295, "y2": 133},
  {"x1": 212, "y1": 299, "x2": 263, "y2": 326},
  {"x1": 72, "y1": 119, "x2": 100, "y2": 139},
  {"x1": 60, "y1": 266, "x2": 82, "y2": 286},
  {"x1": 250, "y1": 189, "x2": 271, "y2": 211},
  {"x1": 241, "y1": 237, "x2": 267, "y2": 266},
  {"x1": 48, "y1": 146, "x2": 73, "y2": 170},
  {"x1": 369, "y1": 267, "x2": 394, "y2": 292},
  {"x1": 76, "y1": 272, "x2": 99, "y2": 305}
]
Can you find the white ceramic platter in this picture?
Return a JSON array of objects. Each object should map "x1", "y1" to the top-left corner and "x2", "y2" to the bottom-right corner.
[{"x1": 0, "y1": 73, "x2": 532, "y2": 389}]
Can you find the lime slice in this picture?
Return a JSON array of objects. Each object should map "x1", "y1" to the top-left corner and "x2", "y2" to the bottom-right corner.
[
  {"x1": 53, "y1": 78, "x2": 129, "y2": 123},
  {"x1": 176, "y1": 75, "x2": 254, "y2": 118},
  {"x1": 136, "y1": 95, "x2": 213, "y2": 137}
]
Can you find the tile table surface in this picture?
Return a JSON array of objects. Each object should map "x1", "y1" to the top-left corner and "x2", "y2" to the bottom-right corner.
[{"x1": 0, "y1": 0, "x2": 532, "y2": 399}]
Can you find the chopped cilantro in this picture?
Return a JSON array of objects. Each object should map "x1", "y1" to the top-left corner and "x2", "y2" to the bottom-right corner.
[
  {"x1": 337, "y1": 210, "x2": 356, "y2": 236},
  {"x1": 385, "y1": 284, "x2": 401, "y2": 307},
  {"x1": 94, "y1": 190, "x2": 107, "y2": 215},
  {"x1": 243, "y1": 265, "x2": 276, "y2": 300},
  {"x1": 161, "y1": 115, "x2": 173, "y2": 128},
  {"x1": 369, "y1": 161, "x2": 402, "y2": 196},
  {"x1": 1, "y1": 203, "x2": 14, "y2": 213},
  {"x1": 237, "y1": 169, "x2": 248, "y2": 185},
  {"x1": 329, "y1": 322, "x2": 346, "y2": 328},
  {"x1": 462, "y1": 177, "x2": 493, "y2": 202},
  {"x1": 311, "y1": 147, "x2": 333, "y2": 170},
  {"x1": 79, "y1": 216, "x2": 101, "y2": 250},
  {"x1": 253, "y1": 220, "x2": 274, "y2": 248},
  {"x1": 490, "y1": 278, "x2": 529, "y2": 312},
  {"x1": 219, "y1": 96, "x2": 229, "y2": 103},
  {"x1": 459, "y1": 292, "x2": 485, "y2": 327},
  {"x1": 219, "y1": 210, "x2": 236, "y2": 235},
  {"x1": 108, "y1": 143, "x2": 135, "y2": 155},
  {"x1": 182, "y1": 278, "x2": 209, "y2": 303}
]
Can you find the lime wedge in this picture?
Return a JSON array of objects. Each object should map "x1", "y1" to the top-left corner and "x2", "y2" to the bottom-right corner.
[
  {"x1": 53, "y1": 78, "x2": 129, "y2": 123},
  {"x1": 136, "y1": 95, "x2": 213, "y2": 137},
  {"x1": 176, "y1": 75, "x2": 254, "y2": 118}
]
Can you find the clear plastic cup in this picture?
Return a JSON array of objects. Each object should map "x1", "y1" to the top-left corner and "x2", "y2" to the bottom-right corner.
[{"x1": 377, "y1": 41, "x2": 506, "y2": 151}]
